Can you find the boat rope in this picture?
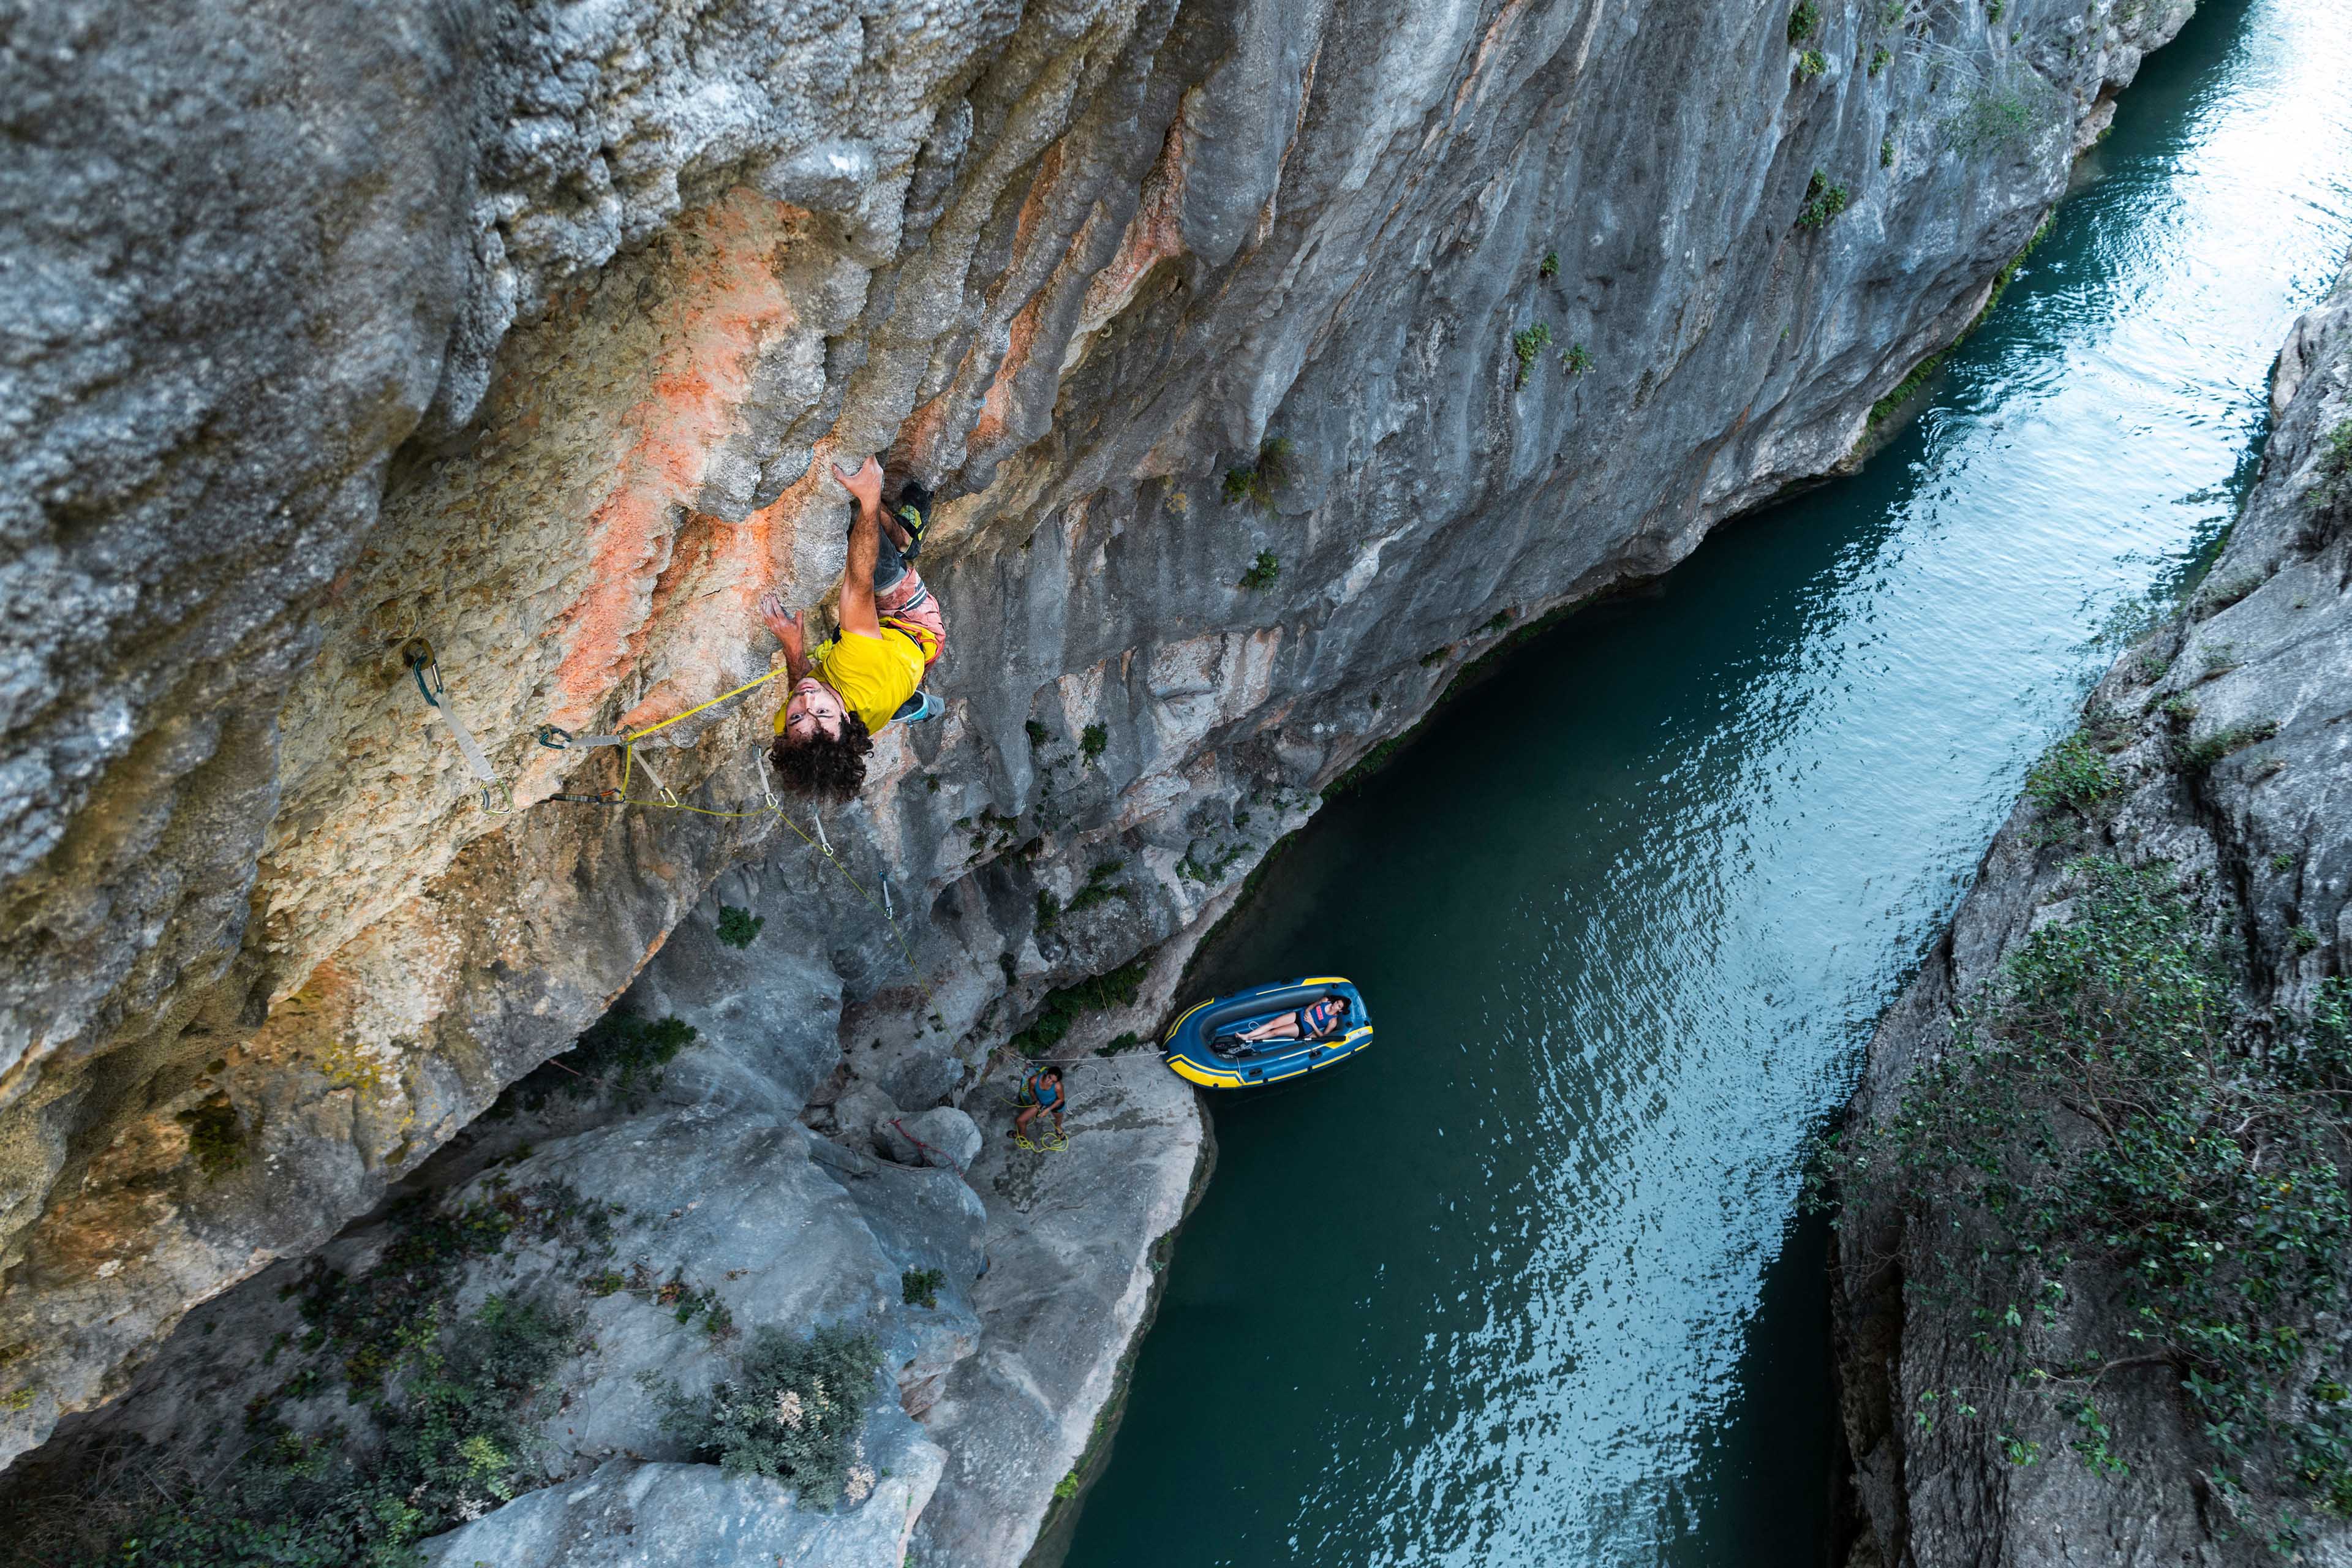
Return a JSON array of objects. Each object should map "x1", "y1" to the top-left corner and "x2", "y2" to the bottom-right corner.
[{"x1": 402, "y1": 639, "x2": 511, "y2": 814}]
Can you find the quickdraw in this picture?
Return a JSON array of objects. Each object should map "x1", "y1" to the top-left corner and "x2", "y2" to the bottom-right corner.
[{"x1": 401, "y1": 638, "x2": 511, "y2": 814}]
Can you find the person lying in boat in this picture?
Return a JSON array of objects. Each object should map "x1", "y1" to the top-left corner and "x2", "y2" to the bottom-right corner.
[
  {"x1": 760, "y1": 455, "x2": 942, "y2": 801},
  {"x1": 1226, "y1": 995, "x2": 1349, "y2": 1050}
]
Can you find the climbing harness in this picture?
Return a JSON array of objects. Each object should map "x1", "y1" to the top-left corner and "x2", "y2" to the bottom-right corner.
[{"x1": 401, "y1": 639, "x2": 511, "y2": 813}]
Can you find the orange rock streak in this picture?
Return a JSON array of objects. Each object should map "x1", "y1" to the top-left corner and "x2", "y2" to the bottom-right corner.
[{"x1": 541, "y1": 192, "x2": 804, "y2": 737}]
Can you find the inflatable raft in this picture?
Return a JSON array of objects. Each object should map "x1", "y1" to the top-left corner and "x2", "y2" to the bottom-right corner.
[{"x1": 1161, "y1": 977, "x2": 1372, "y2": 1090}]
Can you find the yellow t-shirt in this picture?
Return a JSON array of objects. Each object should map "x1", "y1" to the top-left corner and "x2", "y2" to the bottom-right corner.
[{"x1": 793, "y1": 628, "x2": 925, "y2": 739}]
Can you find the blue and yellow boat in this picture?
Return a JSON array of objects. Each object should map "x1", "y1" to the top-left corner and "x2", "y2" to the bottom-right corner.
[{"x1": 1160, "y1": 977, "x2": 1372, "y2": 1090}]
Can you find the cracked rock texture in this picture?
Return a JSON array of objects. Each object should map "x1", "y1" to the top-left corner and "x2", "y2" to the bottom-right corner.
[
  {"x1": 1831, "y1": 261, "x2": 2352, "y2": 1565},
  {"x1": 2, "y1": 0, "x2": 2190, "y2": 1529}
]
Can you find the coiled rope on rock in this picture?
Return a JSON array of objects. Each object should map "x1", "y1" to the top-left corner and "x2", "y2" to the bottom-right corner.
[
  {"x1": 399, "y1": 639, "x2": 933, "y2": 1004},
  {"x1": 536, "y1": 666, "x2": 936, "y2": 1008}
]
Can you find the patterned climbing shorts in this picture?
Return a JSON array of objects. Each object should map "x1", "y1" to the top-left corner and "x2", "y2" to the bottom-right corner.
[{"x1": 878, "y1": 569, "x2": 946, "y2": 669}]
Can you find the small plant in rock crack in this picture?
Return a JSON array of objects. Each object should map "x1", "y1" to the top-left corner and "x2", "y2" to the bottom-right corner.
[
  {"x1": 1871, "y1": 44, "x2": 1893, "y2": 74},
  {"x1": 178, "y1": 1095, "x2": 247, "y2": 1180},
  {"x1": 2024, "y1": 732, "x2": 2122, "y2": 816},
  {"x1": 2293, "y1": 925, "x2": 2324, "y2": 956},
  {"x1": 2195, "y1": 642, "x2": 2240, "y2": 682},
  {"x1": 2171, "y1": 717, "x2": 2280, "y2": 775},
  {"x1": 648, "y1": 1323, "x2": 884, "y2": 1504},
  {"x1": 1560, "y1": 342, "x2": 1596, "y2": 376},
  {"x1": 1788, "y1": 0, "x2": 1820, "y2": 43},
  {"x1": 1239, "y1": 549, "x2": 1282, "y2": 591},
  {"x1": 1063, "y1": 860, "x2": 1129, "y2": 919},
  {"x1": 715, "y1": 904, "x2": 764, "y2": 949},
  {"x1": 901, "y1": 1268, "x2": 946, "y2": 1310},
  {"x1": 1223, "y1": 435, "x2": 1293, "y2": 514},
  {"x1": 1796, "y1": 48, "x2": 1828, "y2": 77},
  {"x1": 2193, "y1": 570, "x2": 2264, "y2": 619},
  {"x1": 1796, "y1": 170, "x2": 1850, "y2": 228},
  {"x1": 1512, "y1": 323, "x2": 1552, "y2": 388},
  {"x1": 1538, "y1": 249, "x2": 1559, "y2": 280},
  {"x1": 1080, "y1": 724, "x2": 1108, "y2": 763},
  {"x1": 2301, "y1": 418, "x2": 2352, "y2": 551},
  {"x1": 1946, "y1": 87, "x2": 2037, "y2": 154},
  {"x1": 493, "y1": 1010, "x2": 699, "y2": 1115}
]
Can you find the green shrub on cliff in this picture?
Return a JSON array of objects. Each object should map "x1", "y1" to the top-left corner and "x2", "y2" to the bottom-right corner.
[
  {"x1": 648, "y1": 1324, "x2": 883, "y2": 1505},
  {"x1": 1946, "y1": 86, "x2": 2038, "y2": 153},
  {"x1": 4, "y1": 1292, "x2": 579, "y2": 1568},
  {"x1": 1511, "y1": 323, "x2": 1552, "y2": 388},
  {"x1": 492, "y1": 1009, "x2": 700, "y2": 1117},
  {"x1": 1011, "y1": 955, "x2": 1150, "y2": 1057},
  {"x1": 2313, "y1": 420, "x2": 2352, "y2": 508},
  {"x1": 2024, "y1": 732, "x2": 2120, "y2": 816},
  {"x1": 178, "y1": 1095, "x2": 247, "y2": 1180},
  {"x1": 1223, "y1": 435, "x2": 1293, "y2": 514},
  {"x1": 1796, "y1": 170, "x2": 1849, "y2": 228},
  {"x1": 715, "y1": 903, "x2": 764, "y2": 949},
  {"x1": 902, "y1": 1268, "x2": 946, "y2": 1309},
  {"x1": 2302, "y1": 418, "x2": 2352, "y2": 551},
  {"x1": 1837, "y1": 859, "x2": 2352, "y2": 1526}
]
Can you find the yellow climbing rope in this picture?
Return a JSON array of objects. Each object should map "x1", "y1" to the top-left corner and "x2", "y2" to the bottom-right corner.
[{"x1": 537, "y1": 668, "x2": 935, "y2": 1007}]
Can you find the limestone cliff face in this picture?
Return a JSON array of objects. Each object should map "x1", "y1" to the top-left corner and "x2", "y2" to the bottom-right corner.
[
  {"x1": 1832, "y1": 265, "x2": 2352, "y2": 1564},
  {"x1": 2, "y1": 0, "x2": 2190, "y2": 1473}
]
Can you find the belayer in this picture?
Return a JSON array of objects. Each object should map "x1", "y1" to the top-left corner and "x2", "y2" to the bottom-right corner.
[
  {"x1": 1011, "y1": 1066, "x2": 1066, "y2": 1146},
  {"x1": 761, "y1": 455, "x2": 943, "y2": 800}
]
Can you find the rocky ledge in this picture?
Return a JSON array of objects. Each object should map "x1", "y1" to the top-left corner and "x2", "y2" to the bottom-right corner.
[
  {"x1": 0, "y1": 895, "x2": 1206, "y2": 1567},
  {"x1": 1832, "y1": 260, "x2": 2352, "y2": 1562}
]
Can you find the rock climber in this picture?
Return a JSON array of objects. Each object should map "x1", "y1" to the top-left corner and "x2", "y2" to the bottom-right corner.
[
  {"x1": 1011, "y1": 1066, "x2": 1066, "y2": 1146},
  {"x1": 761, "y1": 455, "x2": 943, "y2": 801}
]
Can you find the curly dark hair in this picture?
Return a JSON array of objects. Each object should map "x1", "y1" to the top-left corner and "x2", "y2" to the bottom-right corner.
[{"x1": 768, "y1": 715, "x2": 873, "y2": 802}]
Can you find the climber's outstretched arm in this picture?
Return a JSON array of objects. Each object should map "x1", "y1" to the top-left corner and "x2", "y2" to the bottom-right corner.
[{"x1": 833, "y1": 457, "x2": 884, "y2": 639}]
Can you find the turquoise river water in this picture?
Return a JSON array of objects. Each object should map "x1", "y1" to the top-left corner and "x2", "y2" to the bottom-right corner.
[{"x1": 1062, "y1": 4, "x2": 2352, "y2": 1564}]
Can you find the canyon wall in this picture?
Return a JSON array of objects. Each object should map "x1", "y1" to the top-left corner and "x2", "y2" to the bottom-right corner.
[
  {"x1": 1833, "y1": 261, "x2": 2352, "y2": 1564},
  {"x1": 2, "y1": 0, "x2": 2190, "y2": 1518}
]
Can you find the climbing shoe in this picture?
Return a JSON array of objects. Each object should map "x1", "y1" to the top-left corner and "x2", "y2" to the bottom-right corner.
[
  {"x1": 891, "y1": 689, "x2": 941, "y2": 726},
  {"x1": 894, "y1": 479, "x2": 934, "y2": 561}
]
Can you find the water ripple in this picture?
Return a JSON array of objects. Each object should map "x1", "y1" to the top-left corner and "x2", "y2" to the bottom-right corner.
[{"x1": 1066, "y1": 4, "x2": 2352, "y2": 1564}]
